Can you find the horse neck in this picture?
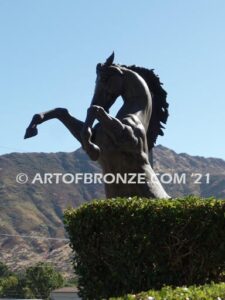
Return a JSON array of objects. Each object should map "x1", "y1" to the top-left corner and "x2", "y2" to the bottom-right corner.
[{"x1": 117, "y1": 70, "x2": 152, "y2": 129}]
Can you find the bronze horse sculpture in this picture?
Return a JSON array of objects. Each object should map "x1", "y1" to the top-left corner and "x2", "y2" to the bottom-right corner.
[{"x1": 25, "y1": 53, "x2": 170, "y2": 199}]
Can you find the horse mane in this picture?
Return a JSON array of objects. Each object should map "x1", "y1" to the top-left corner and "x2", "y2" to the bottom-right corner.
[{"x1": 120, "y1": 64, "x2": 169, "y2": 150}]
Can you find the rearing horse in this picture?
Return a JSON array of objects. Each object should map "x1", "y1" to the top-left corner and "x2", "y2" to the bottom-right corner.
[{"x1": 25, "y1": 53, "x2": 170, "y2": 199}]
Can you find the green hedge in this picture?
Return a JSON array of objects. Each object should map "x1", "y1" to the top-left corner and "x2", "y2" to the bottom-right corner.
[
  {"x1": 64, "y1": 196, "x2": 225, "y2": 299},
  {"x1": 110, "y1": 282, "x2": 225, "y2": 300}
]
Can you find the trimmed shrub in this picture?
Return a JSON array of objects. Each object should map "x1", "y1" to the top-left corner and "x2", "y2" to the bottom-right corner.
[
  {"x1": 110, "y1": 282, "x2": 225, "y2": 300},
  {"x1": 64, "y1": 196, "x2": 225, "y2": 299}
]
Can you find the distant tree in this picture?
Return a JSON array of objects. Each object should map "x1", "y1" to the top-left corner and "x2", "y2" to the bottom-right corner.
[
  {"x1": 0, "y1": 271, "x2": 31, "y2": 298},
  {"x1": 0, "y1": 262, "x2": 12, "y2": 278},
  {"x1": 0, "y1": 263, "x2": 20, "y2": 298},
  {"x1": 0, "y1": 275, "x2": 19, "y2": 298},
  {"x1": 16, "y1": 272, "x2": 36, "y2": 298},
  {"x1": 64, "y1": 275, "x2": 78, "y2": 287},
  {"x1": 25, "y1": 262, "x2": 64, "y2": 299}
]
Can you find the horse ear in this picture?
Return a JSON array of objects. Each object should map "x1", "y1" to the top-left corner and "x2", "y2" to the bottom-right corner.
[{"x1": 105, "y1": 52, "x2": 115, "y2": 66}]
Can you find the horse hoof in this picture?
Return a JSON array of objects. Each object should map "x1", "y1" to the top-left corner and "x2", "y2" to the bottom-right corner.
[{"x1": 24, "y1": 127, "x2": 38, "y2": 139}]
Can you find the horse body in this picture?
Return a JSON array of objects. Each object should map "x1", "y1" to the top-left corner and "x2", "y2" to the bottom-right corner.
[
  {"x1": 24, "y1": 53, "x2": 170, "y2": 199},
  {"x1": 93, "y1": 120, "x2": 169, "y2": 198}
]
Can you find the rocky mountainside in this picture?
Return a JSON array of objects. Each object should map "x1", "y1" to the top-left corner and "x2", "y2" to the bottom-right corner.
[
  {"x1": 153, "y1": 145, "x2": 225, "y2": 198},
  {"x1": 0, "y1": 145, "x2": 225, "y2": 277}
]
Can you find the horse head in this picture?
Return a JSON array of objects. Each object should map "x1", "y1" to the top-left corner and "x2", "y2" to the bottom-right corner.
[
  {"x1": 91, "y1": 52, "x2": 124, "y2": 112},
  {"x1": 81, "y1": 53, "x2": 125, "y2": 161}
]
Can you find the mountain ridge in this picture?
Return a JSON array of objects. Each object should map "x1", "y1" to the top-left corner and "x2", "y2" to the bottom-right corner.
[{"x1": 0, "y1": 145, "x2": 225, "y2": 277}]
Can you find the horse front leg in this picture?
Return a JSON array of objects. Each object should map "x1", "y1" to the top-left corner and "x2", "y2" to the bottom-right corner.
[
  {"x1": 81, "y1": 107, "x2": 101, "y2": 161},
  {"x1": 85, "y1": 105, "x2": 141, "y2": 150},
  {"x1": 85, "y1": 105, "x2": 125, "y2": 140},
  {"x1": 24, "y1": 108, "x2": 84, "y2": 145}
]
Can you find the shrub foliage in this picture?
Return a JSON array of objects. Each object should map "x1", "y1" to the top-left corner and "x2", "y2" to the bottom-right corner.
[
  {"x1": 111, "y1": 282, "x2": 225, "y2": 300},
  {"x1": 64, "y1": 196, "x2": 225, "y2": 299}
]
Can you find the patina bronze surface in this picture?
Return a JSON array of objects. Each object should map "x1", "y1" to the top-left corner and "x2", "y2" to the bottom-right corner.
[{"x1": 25, "y1": 53, "x2": 170, "y2": 199}]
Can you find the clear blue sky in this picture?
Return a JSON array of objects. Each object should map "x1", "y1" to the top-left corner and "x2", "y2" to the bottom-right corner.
[{"x1": 0, "y1": 0, "x2": 225, "y2": 159}]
